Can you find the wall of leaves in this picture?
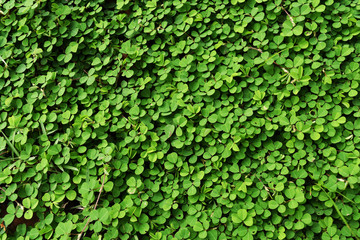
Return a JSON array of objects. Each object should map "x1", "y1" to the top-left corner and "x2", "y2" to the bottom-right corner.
[{"x1": 1, "y1": 0, "x2": 360, "y2": 239}]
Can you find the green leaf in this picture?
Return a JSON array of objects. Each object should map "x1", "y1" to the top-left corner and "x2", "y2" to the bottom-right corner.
[
  {"x1": 293, "y1": 55, "x2": 304, "y2": 67},
  {"x1": 0, "y1": 36, "x2": 7, "y2": 47},
  {"x1": 16, "y1": 64, "x2": 26, "y2": 73},
  {"x1": 253, "y1": 90, "x2": 265, "y2": 101},
  {"x1": 48, "y1": 144, "x2": 62, "y2": 155},
  {"x1": 268, "y1": 200, "x2": 279, "y2": 209},
  {"x1": 278, "y1": 116, "x2": 289, "y2": 126},
  {"x1": 164, "y1": 124, "x2": 175, "y2": 139},
  {"x1": 8, "y1": 115, "x2": 22, "y2": 128},
  {"x1": 244, "y1": 216, "x2": 254, "y2": 227},
  {"x1": 92, "y1": 57, "x2": 102, "y2": 66},
  {"x1": 310, "y1": 132, "x2": 321, "y2": 141},
  {"x1": 208, "y1": 230, "x2": 218, "y2": 240},
  {"x1": 167, "y1": 152, "x2": 178, "y2": 163},
  {"x1": 244, "y1": 109, "x2": 253, "y2": 117},
  {"x1": 288, "y1": 200, "x2": 298, "y2": 209},
  {"x1": 193, "y1": 221, "x2": 204, "y2": 232},
  {"x1": 66, "y1": 190, "x2": 77, "y2": 201},
  {"x1": 129, "y1": 105, "x2": 140, "y2": 115},
  {"x1": 293, "y1": 25, "x2": 303, "y2": 36},
  {"x1": 197, "y1": 62, "x2": 208, "y2": 72},
  {"x1": 127, "y1": 177, "x2": 136, "y2": 187},
  {"x1": 28, "y1": 228, "x2": 39, "y2": 239},
  {"x1": 349, "y1": 89, "x2": 358, "y2": 97},
  {"x1": 55, "y1": 220, "x2": 73, "y2": 237},
  {"x1": 315, "y1": 5, "x2": 326, "y2": 12},
  {"x1": 69, "y1": 42, "x2": 79, "y2": 53},
  {"x1": 302, "y1": 213, "x2": 312, "y2": 224},
  {"x1": 237, "y1": 209, "x2": 247, "y2": 222},
  {"x1": 231, "y1": 214, "x2": 243, "y2": 224},
  {"x1": 64, "y1": 53, "x2": 72, "y2": 63},
  {"x1": 187, "y1": 185, "x2": 197, "y2": 196}
]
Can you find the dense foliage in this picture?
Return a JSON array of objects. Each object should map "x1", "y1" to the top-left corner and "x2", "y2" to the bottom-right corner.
[{"x1": 1, "y1": 0, "x2": 360, "y2": 239}]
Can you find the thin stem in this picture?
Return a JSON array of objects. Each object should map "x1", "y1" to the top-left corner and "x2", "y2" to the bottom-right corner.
[
  {"x1": 77, "y1": 173, "x2": 106, "y2": 240},
  {"x1": 0, "y1": 151, "x2": 9, "y2": 156},
  {"x1": 318, "y1": 184, "x2": 359, "y2": 240},
  {"x1": 0, "y1": 130, "x2": 20, "y2": 157},
  {"x1": 39, "y1": 121, "x2": 47, "y2": 136},
  {"x1": 0, "y1": 187, "x2": 23, "y2": 208},
  {"x1": 0, "y1": 56, "x2": 7, "y2": 68},
  {"x1": 280, "y1": 5, "x2": 295, "y2": 27},
  {"x1": 248, "y1": 46, "x2": 263, "y2": 53},
  {"x1": 248, "y1": 46, "x2": 289, "y2": 74}
]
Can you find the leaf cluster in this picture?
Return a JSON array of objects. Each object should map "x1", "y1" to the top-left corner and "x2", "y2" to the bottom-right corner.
[{"x1": 1, "y1": 0, "x2": 360, "y2": 239}]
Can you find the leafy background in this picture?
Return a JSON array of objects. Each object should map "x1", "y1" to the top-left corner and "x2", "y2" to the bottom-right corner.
[{"x1": 1, "y1": 0, "x2": 360, "y2": 239}]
